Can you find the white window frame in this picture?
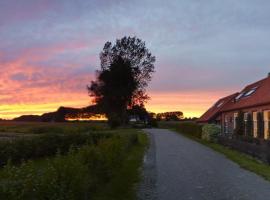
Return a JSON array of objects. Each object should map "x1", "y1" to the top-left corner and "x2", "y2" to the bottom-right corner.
[
  {"x1": 253, "y1": 112, "x2": 258, "y2": 138},
  {"x1": 243, "y1": 87, "x2": 257, "y2": 97},
  {"x1": 224, "y1": 115, "x2": 229, "y2": 134},
  {"x1": 233, "y1": 113, "x2": 238, "y2": 130},
  {"x1": 263, "y1": 110, "x2": 270, "y2": 140},
  {"x1": 244, "y1": 112, "x2": 249, "y2": 136}
]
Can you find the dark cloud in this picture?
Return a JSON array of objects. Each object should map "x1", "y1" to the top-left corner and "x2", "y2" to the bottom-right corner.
[{"x1": 10, "y1": 73, "x2": 29, "y2": 81}]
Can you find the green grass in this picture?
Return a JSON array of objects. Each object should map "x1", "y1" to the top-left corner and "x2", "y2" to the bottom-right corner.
[{"x1": 160, "y1": 121, "x2": 270, "y2": 182}]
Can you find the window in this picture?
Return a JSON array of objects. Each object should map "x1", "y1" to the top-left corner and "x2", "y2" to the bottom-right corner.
[
  {"x1": 216, "y1": 101, "x2": 224, "y2": 108},
  {"x1": 264, "y1": 110, "x2": 270, "y2": 139},
  {"x1": 244, "y1": 113, "x2": 249, "y2": 136},
  {"x1": 235, "y1": 93, "x2": 244, "y2": 101},
  {"x1": 233, "y1": 113, "x2": 238, "y2": 129},
  {"x1": 244, "y1": 113, "x2": 248, "y2": 121},
  {"x1": 253, "y1": 112, "x2": 258, "y2": 138},
  {"x1": 224, "y1": 115, "x2": 229, "y2": 134},
  {"x1": 243, "y1": 87, "x2": 257, "y2": 97}
]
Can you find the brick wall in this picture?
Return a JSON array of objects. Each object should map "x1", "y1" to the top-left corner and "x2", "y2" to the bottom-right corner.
[{"x1": 221, "y1": 104, "x2": 270, "y2": 139}]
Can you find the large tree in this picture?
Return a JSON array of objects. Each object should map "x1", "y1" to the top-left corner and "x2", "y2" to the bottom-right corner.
[{"x1": 88, "y1": 36, "x2": 155, "y2": 127}]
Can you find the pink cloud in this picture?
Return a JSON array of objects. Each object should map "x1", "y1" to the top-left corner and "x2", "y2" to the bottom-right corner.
[{"x1": 0, "y1": 40, "x2": 96, "y2": 113}]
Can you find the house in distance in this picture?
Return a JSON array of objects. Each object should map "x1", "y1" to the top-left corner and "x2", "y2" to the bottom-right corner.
[{"x1": 198, "y1": 73, "x2": 270, "y2": 139}]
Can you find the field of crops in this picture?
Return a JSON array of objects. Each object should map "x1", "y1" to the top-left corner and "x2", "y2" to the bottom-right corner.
[{"x1": 0, "y1": 122, "x2": 147, "y2": 200}]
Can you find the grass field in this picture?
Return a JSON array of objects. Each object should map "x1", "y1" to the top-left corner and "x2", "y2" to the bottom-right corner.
[
  {"x1": 0, "y1": 122, "x2": 148, "y2": 199},
  {"x1": 0, "y1": 121, "x2": 108, "y2": 134}
]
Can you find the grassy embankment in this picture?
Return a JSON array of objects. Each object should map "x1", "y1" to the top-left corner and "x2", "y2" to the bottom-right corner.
[
  {"x1": 0, "y1": 122, "x2": 148, "y2": 200},
  {"x1": 159, "y1": 121, "x2": 270, "y2": 181}
]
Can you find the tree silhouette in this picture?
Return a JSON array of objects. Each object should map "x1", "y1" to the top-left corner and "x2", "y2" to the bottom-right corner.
[
  {"x1": 156, "y1": 111, "x2": 184, "y2": 121},
  {"x1": 128, "y1": 105, "x2": 149, "y2": 123},
  {"x1": 88, "y1": 36, "x2": 155, "y2": 127}
]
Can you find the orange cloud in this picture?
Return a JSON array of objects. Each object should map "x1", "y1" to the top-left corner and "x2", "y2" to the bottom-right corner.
[{"x1": 0, "y1": 42, "x2": 95, "y2": 119}]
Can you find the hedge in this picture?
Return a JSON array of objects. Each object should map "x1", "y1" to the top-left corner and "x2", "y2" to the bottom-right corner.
[{"x1": 159, "y1": 122, "x2": 203, "y2": 139}]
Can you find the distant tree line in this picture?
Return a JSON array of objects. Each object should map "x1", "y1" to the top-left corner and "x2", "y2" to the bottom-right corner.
[
  {"x1": 13, "y1": 105, "x2": 103, "y2": 122},
  {"x1": 156, "y1": 111, "x2": 184, "y2": 121}
]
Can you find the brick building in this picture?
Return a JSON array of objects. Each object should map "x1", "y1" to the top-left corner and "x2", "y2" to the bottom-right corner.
[{"x1": 198, "y1": 73, "x2": 270, "y2": 139}]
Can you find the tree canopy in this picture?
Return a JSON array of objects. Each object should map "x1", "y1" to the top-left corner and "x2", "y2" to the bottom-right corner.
[{"x1": 88, "y1": 36, "x2": 155, "y2": 127}]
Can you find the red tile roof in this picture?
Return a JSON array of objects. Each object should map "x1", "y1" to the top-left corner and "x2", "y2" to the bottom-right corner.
[
  {"x1": 198, "y1": 74, "x2": 270, "y2": 123},
  {"x1": 221, "y1": 76, "x2": 270, "y2": 112},
  {"x1": 197, "y1": 93, "x2": 238, "y2": 123}
]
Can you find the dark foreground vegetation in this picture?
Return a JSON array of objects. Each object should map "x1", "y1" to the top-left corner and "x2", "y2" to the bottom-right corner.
[
  {"x1": 159, "y1": 121, "x2": 270, "y2": 182},
  {"x1": 0, "y1": 122, "x2": 147, "y2": 200}
]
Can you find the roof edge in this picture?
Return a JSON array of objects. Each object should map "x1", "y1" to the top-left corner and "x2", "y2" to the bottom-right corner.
[{"x1": 221, "y1": 101, "x2": 270, "y2": 113}]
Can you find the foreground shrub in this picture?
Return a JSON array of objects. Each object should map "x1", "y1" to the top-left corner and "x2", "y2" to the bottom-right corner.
[
  {"x1": 202, "y1": 124, "x2": 221, "y2": 142},
  {"x1": 0, "y1": 133, "x2": 140, "y2": 200}
]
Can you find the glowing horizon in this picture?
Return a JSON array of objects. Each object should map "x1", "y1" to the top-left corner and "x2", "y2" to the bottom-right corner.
[{"x1": 0, "y1": 90, "x2": 234, "y2": 120}]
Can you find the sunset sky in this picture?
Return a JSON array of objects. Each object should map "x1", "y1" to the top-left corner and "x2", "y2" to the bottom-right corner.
[{"x1": 1, "y1": 0, "x2": 270, "y2": 119}]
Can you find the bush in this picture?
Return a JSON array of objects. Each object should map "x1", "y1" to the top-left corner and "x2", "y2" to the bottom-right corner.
[
  {"x1": 202, "y1": 124, "x2": 221, "y2": 142},
  {"x1": 0, "y1": 133, "x2": 140, "y2": 199},
  {"x1": 158, "y1": 121, "x2": 202, "y2": 138},
  {"x1": 148, "y1": 117, "x2": 158, "y2": 128},
  {"x1": 175, "y1": 122, "x2": 202, "y2": 138}
]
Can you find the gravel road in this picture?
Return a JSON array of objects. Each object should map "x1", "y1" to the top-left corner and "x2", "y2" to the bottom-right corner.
[{"x1": 138, "y1": 129, "x2": 270, "y2": 200}]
